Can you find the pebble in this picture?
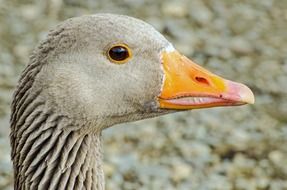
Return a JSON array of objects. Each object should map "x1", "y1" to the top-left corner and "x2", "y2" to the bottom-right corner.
[
  {"x1": 230, "y1": 37, "x2": 254, "y2": 55},
  {"x1": 171, "y1": 161, "x2": 192, "y2": 182},
  {"x1": 189, "y1": 1, "x2": 212, "y2": 26},
  {"x1": 161, "y1": 1, "x2": 188, "y2": 18}
]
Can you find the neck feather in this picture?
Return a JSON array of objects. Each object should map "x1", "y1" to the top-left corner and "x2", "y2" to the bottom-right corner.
[
  {"x1": 11, "y1": 107, "x2": 104, "y2": 190},
  {"x1": 11, "y1": 56, "x2": 105, "y2": 190}
]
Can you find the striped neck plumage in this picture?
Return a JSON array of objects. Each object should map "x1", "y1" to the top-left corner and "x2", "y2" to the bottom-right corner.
[
  {"x1": 11, "y1": 84, "x2": 105, "y2": 190},
  {"x1": 11, "y1": 112, "x2": 105, "y2": 190},
  {"x1": 10, "y1": 27, "x2": 106, "y2": 190}
]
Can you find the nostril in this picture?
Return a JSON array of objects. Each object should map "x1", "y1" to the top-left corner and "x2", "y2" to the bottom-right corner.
[{"x1": 195, "y1": 76, "x2": 210, "y2": 85}]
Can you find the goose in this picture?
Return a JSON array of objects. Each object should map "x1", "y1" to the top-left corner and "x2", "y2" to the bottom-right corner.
[{"x1": 10, "y1": 14, "x2": 254, "y2": 190}]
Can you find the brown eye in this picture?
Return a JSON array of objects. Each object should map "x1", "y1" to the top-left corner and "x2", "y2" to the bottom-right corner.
[{"x1": 107, "y1": 44, "x2": 132, "y2": 64}]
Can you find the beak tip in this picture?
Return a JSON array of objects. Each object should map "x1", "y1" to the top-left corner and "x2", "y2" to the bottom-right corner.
[
  {"x1": 241, "y1": 89, "x2": 255, "y2": 104},
  {"x1": 237, "y1": 84, "x2": 255, "y2": 104},
  {"x1": 226, "y1": 80, "x2": 255, "y2": 105}
]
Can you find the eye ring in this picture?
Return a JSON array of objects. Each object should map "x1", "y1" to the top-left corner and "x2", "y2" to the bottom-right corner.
[{"x1": 107, "y1": 44, "x2": 132, "y2": 64}]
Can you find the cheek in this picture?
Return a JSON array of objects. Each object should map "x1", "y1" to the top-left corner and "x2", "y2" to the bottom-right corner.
[{"x1": 135, "y1": 60, "x2": 164, "y2": 102}]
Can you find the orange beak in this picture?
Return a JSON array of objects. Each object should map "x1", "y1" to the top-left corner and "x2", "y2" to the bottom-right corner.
[{"x1": 159, "y1": 50, "x2": 255, "y2": 110}]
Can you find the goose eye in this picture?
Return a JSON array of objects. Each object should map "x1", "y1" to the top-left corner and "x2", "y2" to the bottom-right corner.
[{"x1": 107, "y1": 44, "x2": 132, "y2": 64}]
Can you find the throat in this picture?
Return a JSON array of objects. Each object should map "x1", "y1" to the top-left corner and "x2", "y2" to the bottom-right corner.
[{"x1": 12, "y1": 120, "x2": 105, "y2": 190}]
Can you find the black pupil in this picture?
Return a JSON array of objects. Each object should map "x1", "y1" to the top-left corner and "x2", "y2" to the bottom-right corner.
[{"x1": 109, "y1": 46, "x2": 129, "y2": 61}]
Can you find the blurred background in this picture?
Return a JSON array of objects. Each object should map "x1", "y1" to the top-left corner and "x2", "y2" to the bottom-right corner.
[{"x1": 0, "y1": 0, "x2": 287, "y2": 189}]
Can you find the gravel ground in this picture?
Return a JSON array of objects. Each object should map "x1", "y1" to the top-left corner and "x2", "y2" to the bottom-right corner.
[{"x1": 0, "y1": 0, "x2": 287, "y2": 189}]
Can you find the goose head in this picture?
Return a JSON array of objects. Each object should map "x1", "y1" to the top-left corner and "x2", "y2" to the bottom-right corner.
[
  {"x1": 11, "y1": 14, "x2": 255, "y2": 190},
  {"x1": 31, "y1": 14, "x2": 254, "y2": 130}
]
